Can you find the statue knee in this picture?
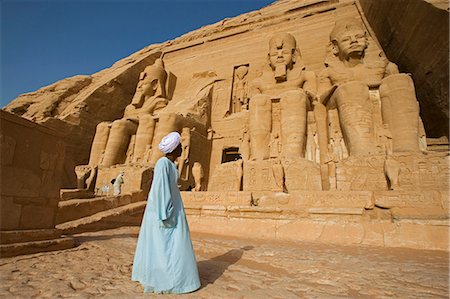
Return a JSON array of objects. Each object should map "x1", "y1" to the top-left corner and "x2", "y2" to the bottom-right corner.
[
  {"x1": 250, "y1": 94, "x2": 271, "y2": 108},
  {"x1": 281, "y1": 90, "x2": 307, "y2": 106},
  {"x1": 111, "y1": 118, "x2": 136, "y2": 133}
]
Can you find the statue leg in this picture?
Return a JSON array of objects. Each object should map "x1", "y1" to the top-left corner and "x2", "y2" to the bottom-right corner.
[
  {"x1": 280, "y1": 90, "x2": 307, "y2": 159},
  {"x1": 150, "y1": 113, "x2": 181, "y2": 164},
  {"x1": 332, "y1": 81, "x2": 376, "y2": 156},
  {"x1": 133, "y1": 115, "x2": 156, "y2": 163},
  {"x1": 88, "y1": 121, "x2": 111, "y2": 166},
  {"x1": 249, "y1": 94, "x2": 272, "y2": 160},
  {"x1": 101, "y1": 119, "x2": 138, "y2": 167},
  {"x1": 380, "y1": 74, "x2": 420, "y2": 153}
]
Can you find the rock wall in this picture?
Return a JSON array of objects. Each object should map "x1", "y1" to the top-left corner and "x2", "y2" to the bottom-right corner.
[
  {"x1": 0, "y1": 110, "x2": 65, "y2": 230},
  {"x1": 359, "y1": 0, "x2": 449, "y2": 138},
  {"x1": 3, "y1": 0, "x2": 449, "y2": 190}
]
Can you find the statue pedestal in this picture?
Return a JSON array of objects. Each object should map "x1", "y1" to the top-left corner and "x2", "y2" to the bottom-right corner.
[
  {"x1": 284, "y1": 158, "x2": 322, "y2": 192},
  {"x1": 209, "y1": 160, "x2": 242, "y2": 191},
  {"x1": 336, "y1": 152, "x2": 449, "y2": 191},
  {"x1": 243, "y1": 160, "x2": 281, "y2": 192}
]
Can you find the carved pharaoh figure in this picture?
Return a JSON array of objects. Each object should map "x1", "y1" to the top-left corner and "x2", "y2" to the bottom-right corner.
[
  {"x1": 191, "y1": 162, "x2": 204, "y2": 191},
  {"x1": 249, "y1": 33, "x2": 317, "y2": 160},
  {"x1": 231, "y1": 65, "x2": 249, "y2": 113},
  {"x1": 271, "y1": 159, "x2": 286, "y2": 192},
  {"x1": 178, "y1": 127, "x2": 191, "y2": 180},
  {"x1": 88, "y1": 59, "x2": 181, "y2": 168},
  {"x1": 319, "y1": 18, "x2": 422, "y2": 156}
]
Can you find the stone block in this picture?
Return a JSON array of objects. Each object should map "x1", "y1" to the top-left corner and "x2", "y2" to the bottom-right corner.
[
  {"x1": 276, "y1": 219, "x2": 324, "y2": 242},
  {"x1": 0, "y1": 237, "x2": 75, "y2": 258},
  {"x1": 374, "y1": 191, "x2": 442, "y2": 209},
  {"x1": 56, "y1": 194, "x2": 133, "y2": 224},
  {"x1": 319, "y1": 222, "x2": 365, "y2": 245},
  {"x1": 243, "y1": 160, "x2": 279, "y2": 192},
  {"x1": 336, "y1": 155, "x2": 387, "y2": 191},
  {"x1": 60, "y1": 189, "x2": 96, "y2": 201},
  {"x1": 360, "y1": 222, "x2": 385, "y2": 247},
  {"x1": 308, "y1": 207, "x2": 364, "y2": 215},
  {"x1": 209, "y1": 160, "x2": 243, "y2": 191},
  {"x1": 0, "y1": 196, "x2": 22, "y2": 230},
  {"x1": 382, "y1": 222, "x2": 449, "y2": 251},
  {"x1": 0, "y1": 229, "x2": 61, "y2": 245},
  {"x1": 1, "y1": 134, "x2": 16, "y2": 165},
  {"x1": 20, "y1": 205, "x2": 56, "y2": 229},
  {"x1": 391, "y1": 207, "x2": 448, "y2": 222},
  {"x1": 1, "y1": 167, "x2": 41, "y2": 198},
  {"x1": 284, "y1": 158, "x2": 322, "y2": 191},
  {"x1": 263, "y1": 191, "x2": 374, "y2": 209},
  {"x1": 181, "y1": 191, "x2": 252, "y2": 206}
]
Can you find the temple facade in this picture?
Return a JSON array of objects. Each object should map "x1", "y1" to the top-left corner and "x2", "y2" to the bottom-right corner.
[{"x1": 3, "y1": 0, "x2": 449, "y2": 251}]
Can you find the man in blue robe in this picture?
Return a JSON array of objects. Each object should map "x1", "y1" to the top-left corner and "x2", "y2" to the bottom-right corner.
[{"x1": 132, "y1": 132, "x2": 201, "y2": 294}]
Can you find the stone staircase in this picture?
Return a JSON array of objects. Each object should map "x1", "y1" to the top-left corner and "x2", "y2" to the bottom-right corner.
[
  {"x1": 55, "y1": 191, "x2": 147, "y2": 235},
  {"x1": 0, "y1": 229, "x2": 75, "y2": 258}
]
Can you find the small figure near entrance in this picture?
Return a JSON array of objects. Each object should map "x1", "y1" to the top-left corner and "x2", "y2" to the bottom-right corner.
[{"x1": 113, "y1": 171, "x2": 124, "y2": 196}]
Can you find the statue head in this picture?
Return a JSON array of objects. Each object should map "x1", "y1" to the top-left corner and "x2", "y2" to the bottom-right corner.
[
  {"x1": 330, "y1": 18, "x2": 368, "y2": 61},
  {"x1": 235, "y1": 65, "x2": 248, "y2": 80},
  {"x1": 131, "y1": 59, "x2": 168, "y2": 107},
  {"x1": 268, "y1": 33, "x2": 298, "y2": 72}
]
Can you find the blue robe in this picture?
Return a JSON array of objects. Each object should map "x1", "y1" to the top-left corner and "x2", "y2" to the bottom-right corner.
[{"x1": 132, "y1": 157, "x2": 201, "y2": 294}]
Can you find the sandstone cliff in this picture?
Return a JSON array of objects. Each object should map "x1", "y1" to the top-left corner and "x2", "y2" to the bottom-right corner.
[
  {"x1": 3, "y1": 0, "x2": 448, "y2": 187},
  {"x1": 359, "y1": 0, "x2": 449, "y2": 137}
]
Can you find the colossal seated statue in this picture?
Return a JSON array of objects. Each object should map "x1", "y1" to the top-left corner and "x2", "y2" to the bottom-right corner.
[
  {"x1": 88, "y1": 59, "x2": 172, "y2": 168},
  {"x1": 319, "y1": 18, "x2": 421, "y2": 156},
  {"x1": 249, "y1": 33, "x2": 317, "y2": 160}
]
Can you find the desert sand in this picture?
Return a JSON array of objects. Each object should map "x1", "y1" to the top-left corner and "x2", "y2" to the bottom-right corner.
[{"x1": 0, "y1": 226, "x2": 448, "y2": 298}]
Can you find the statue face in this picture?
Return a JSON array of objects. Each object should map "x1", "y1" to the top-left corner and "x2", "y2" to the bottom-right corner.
[
  {"x1": 136, "y1": 73, "x2": 158, "y2": 97},
  {"x1": 334, "y1": 28, "x2": 368, "y2": 59},
  {"x1": 268, "y1": 38, "x2": 295, "y2": 69}
]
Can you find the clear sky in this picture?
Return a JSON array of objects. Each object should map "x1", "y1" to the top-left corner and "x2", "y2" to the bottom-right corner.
[{"x1": 1, "y1": 0, "x2": 274, "y2": 108}]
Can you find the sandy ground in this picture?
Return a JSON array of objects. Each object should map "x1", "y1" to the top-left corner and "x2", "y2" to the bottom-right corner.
[{"x1": 0, "y1": 226, "x2": 448, "y2": 298}]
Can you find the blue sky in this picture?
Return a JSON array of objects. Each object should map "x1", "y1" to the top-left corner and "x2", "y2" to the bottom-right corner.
[{"x1": 1, "y1": 0, "x2": 273, "y2": 107}]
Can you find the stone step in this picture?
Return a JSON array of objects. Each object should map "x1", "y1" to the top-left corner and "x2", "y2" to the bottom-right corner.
[
  {"x1": 56, "y1": 201, "x2": 147, "y2": 235},
  {"x1": 0, "y1": 237, "x2": 75, "y2": 258},
  {"x1": 56, "y1": 192, "x2": 144, "y2": 224},
  {"x1": 0, "y1": 229, "x2": 62, "y2": 245}
]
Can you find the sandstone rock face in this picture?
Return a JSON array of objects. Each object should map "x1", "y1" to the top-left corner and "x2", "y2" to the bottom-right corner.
[
  {"x1": 2, "y1": 0, "x2": 448, "y2": 251},
  {"x1": 4, "y1": 0, "x2": 447, "y2": 191},
  {"x1": 359, "y1": 0, "x2": 449, "y2": 138},
  {"x1": 0, "y1": 110, "x2": 65, "y2": 230}
]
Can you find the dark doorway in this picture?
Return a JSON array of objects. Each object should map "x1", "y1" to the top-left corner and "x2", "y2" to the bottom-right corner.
[{"x1": 221, "y1": 147, "x2": 241, "y2": 163}]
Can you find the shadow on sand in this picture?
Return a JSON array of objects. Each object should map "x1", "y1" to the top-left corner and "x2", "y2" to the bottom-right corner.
[{"x1": 197, "y1": 245, "x2": 254, "y2": 288}]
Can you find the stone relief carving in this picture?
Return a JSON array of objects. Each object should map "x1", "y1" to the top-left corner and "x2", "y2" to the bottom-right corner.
[
  {"x1": 191, "y1": 162, "x2": 204, "y2": 192},
  {"x1": 178, "y1": 127, "x2": 191, "y2": 180},
  {"x1": 230, "y1": 65, "x2": 249, "y2": 113}
]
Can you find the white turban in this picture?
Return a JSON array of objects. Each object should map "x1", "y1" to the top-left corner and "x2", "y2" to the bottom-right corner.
[{"x1": 158, "y1": 132, "x2": 181, "y2": 154}]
